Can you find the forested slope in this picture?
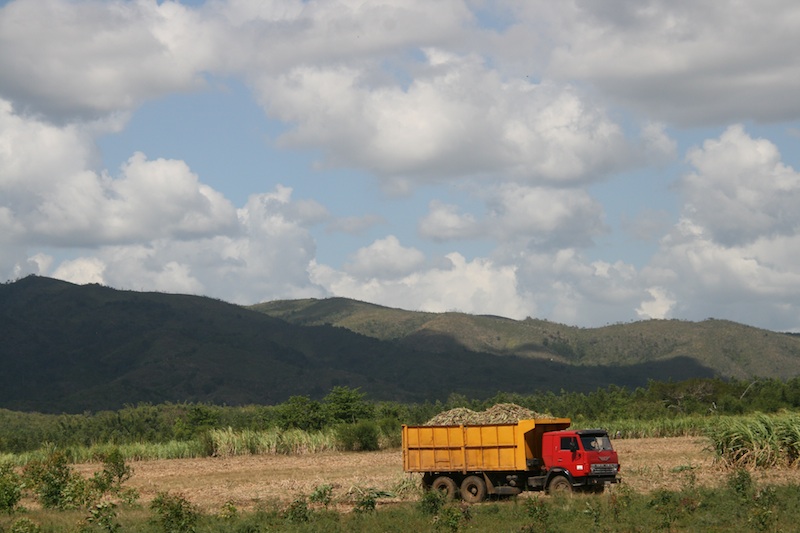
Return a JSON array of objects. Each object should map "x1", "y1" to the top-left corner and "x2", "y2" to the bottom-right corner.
[
  {"x1": 252, "y1": 298, "x2": 800, "y2": 379},
  {"x1": 4, "y1": 277, "x2": 794, "y2": 412}
]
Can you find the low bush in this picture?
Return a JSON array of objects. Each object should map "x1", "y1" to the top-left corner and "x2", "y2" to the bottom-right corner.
[
  {"x1": 0, "y1": 462, "x2": 21, "y2": 514},
  {"x1": 377, "y1": 417, "x2": 403, "y2": 448},
  {"x1": 8, "y1": 517, "x2": 42, "y2": 533},
  {"x1": 523, "y1": 495, "x2": 550, "y2": 530},
  {"x1": 335, "y1": 421, "x2": 380, "y2": 451},
  {"x1": 418, "y1": 487, "x2": 445, "y2": 516},
  {"x1": 435, "y1": 504, "x2": 470, "y2": 532},
  {"x1": 22, "y1": 450, "x2": 90, "y2": 510},
  {"x1": 150, "y1": 491, "x2": 199, "y2": 533},
  {"x1": 309, "y1": 483, "x2": 334, "y2": 508},
  {"x1": 84, "y1": 500, "x2": 121, "y2": 533},
  {"x1": 282, "y1": 496, "x2": 312, "y2": 523},
  {"x1": 348, "y1": 486, "x2": 392, "y2": 514}
]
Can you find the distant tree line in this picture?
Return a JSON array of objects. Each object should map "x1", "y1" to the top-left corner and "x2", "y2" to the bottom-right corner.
[{"x1": 2, "y1": 378, "x2": 800, "y2": 454}]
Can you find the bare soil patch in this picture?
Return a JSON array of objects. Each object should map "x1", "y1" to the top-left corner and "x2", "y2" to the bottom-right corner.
[
  {"x1": 75, "y1": 450, "x2": 407, "y2": 512},
  {"x1": 68, "y1": 436, "x2": 800, "y2": 512}
]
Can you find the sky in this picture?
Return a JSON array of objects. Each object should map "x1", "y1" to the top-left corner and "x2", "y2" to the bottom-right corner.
[{"x1": 2, "y1": 0, "x2": 800, "y2": 332}]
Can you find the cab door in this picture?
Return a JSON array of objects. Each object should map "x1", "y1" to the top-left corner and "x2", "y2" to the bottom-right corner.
[{"x1": 554, "y1": 435, "x2": 582, "y2": 473}]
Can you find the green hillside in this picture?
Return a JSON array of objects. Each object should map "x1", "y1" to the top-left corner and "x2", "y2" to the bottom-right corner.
[
  {"x1": 251, "y1": 298, "x2": 800, "y2": 379},
  {"x1": 2, "y1": 276, "x2": 797, "y2": 413}
]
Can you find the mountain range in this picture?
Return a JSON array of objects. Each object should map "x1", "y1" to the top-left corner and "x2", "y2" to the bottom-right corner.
[{"x1": 2, "y1": 276, "x2": 799, "y2": 413}]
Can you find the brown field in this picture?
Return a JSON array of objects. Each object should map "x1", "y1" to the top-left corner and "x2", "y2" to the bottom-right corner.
[{"x1": 65, "y1": 436, "x2": 800, "y2": 513}]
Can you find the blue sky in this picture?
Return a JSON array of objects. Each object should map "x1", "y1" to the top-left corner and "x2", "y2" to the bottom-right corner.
[{"x1": 2, "y1": 0, "x2": 800, "y2": 331}]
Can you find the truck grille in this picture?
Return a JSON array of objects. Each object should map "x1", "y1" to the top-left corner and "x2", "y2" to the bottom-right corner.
[{"x1": 590, "y1": 463, "x2": 618, "y2": 475}]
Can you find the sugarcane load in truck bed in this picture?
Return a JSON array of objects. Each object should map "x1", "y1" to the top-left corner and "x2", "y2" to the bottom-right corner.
[{"x1": 402, "y1": 418, "x2": 620, "y2": 503}]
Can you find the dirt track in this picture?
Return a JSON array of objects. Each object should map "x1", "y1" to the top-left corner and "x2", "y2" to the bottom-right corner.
[{"x1": 72, "y1": 436, "x2": 800, "y2": 512}]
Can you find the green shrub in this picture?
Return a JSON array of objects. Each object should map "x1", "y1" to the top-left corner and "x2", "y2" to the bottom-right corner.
[
  {"x1": 524, "y1": 495, "x2": 550, "y2": 530},
  {"x1": 349, "y1": 487, "x2": 392, "y2": 514},
  {"x1": 100, "y1": 448, "x2": 132, "y2": 487},
  {"x1": 648, "y1": 489, "x2": 684, "y2": 530},
  {"x1": 150, "y1": 491, "x2": 199, "y2": 533},
  {"x1": 309, "y1": 483, "x2": 334, "y2": 508},
  {"x1": 727, "y1": 467, "x2": 755, "y2": 502},
  {"x1": 9, "y1": 517, "x2": 42, "y2": 533},
  {"x1": 282, "y1": 496, "x2": 311, "y2": 523},
  {"x1": 392, "y1": 475, "x2": 420, "y2": 498},
  {"x1": 217, "y1": 500, "x2": 238, "y2": 520},
  {"x1": 750, "y1": 486, "x2": 778, "y2": 532},
  {"x1": 86, "y1": 448, "x2": 134, "y2": 501},
  {"x1": 377, "y1": 417, "x2": 402, "y2": 448},
  {"x1": 335, "y1": 420, "x2": 380, "y2": 452},
  {"x1": 22, "y1": 450, "x2": 71, "y2": 509},
  {"x1": 84, "y1": 500, "x2": 121, "y2": 533},
  {"x1": 22, "y1": 450, "x2": 90, "y2": 510},
  {"x1": 353, "y1": 491, "x2": 377, "y2": 514},
  {"x1": 419, "y1": 487, "x2": 445, "y2": 516},
  {"x1": 608, "y1": 483, "x2": 633, "y2": 521},
  {"x1": 0, "y1": 462, "x2": 22, "y2": 514},
  {"x1": 435, "y1": 505, "x2": 467, "y2": 532},
  {"x1": 197, "y1": 431, "x2": 216, "y2": 457}
]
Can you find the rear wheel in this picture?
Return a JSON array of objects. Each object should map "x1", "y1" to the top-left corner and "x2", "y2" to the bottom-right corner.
[
  {"x1": 460, "y1": 475, "x2": 487, "y2": 503},
  {"x1": 431, "y1": 476, "x2": 458, "y2": 500},
  {"x1": 547, "y1": 475, "x2": 572, "y2": 495}
]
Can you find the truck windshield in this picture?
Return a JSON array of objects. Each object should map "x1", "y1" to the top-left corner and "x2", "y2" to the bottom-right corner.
[{"x1": 580, "y1": 434, "x2": 613, "y2": 451}]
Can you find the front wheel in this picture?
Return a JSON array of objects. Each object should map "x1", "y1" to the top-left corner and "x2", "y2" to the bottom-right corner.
[
  {"x1": 460, "y1": 475, "x2": 487, "y2": 503},
  {"x1": 431, "y1": 476, "x2": 458, "y2": 500},
  {"x1": 547, "y1": 475, "x2": 572, "y2": 495}
]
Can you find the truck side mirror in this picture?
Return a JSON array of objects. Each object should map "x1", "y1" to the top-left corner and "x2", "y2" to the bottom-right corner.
[{"x1": 569, "y1": 439, "x2": 578, "y2": 452}]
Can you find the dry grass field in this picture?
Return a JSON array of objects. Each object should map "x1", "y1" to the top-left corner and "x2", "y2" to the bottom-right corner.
[{"x1": 63, "y1": 436, "x2": 800, "y2": 513}]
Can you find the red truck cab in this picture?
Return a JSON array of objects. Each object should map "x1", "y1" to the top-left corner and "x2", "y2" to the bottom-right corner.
[{"x1": 535, "y1": 429, "x2": 620, "y2": 493}]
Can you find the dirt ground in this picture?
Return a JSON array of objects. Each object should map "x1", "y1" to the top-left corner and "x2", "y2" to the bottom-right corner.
[{"x1": 68, "y1": 436, "x2": 800, "y2": 512}]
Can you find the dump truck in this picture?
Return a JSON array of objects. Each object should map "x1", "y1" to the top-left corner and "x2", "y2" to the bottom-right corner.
[{"x1": 402, "y1": 418, "x2": 619, "y2": 503}]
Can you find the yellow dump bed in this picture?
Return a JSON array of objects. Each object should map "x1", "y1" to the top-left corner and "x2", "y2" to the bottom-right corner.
[{"x1": 402, "y1": 418, "x2": 571, "y2": 474}]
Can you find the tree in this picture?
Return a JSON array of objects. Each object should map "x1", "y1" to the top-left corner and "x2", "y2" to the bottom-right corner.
[
  {"x1": 323, "y1": 386, "x2": 373, "y2": 423},
  {"x1": 278, "y1": 396, "x2": 326, "y2": 431}
]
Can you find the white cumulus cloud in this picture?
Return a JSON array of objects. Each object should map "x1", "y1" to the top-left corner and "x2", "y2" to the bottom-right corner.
[
  {"x1": 344, "y1": 235, "x2": 425, "y2": 279},
  {"x1": 537, "y1": 0, "x2": 800, "y2": 125},
  {"x1": 256, "y1": 52, "x2": 633, "y2": 187},
  {"x1": 645, "y1": 125, "x2": 800, "y2": 330},
  {"x1": 680, "y1": 125, "x2": 800, "y2": 246},
  {"x1": 312, "y1": 251, "x2": 531, "y2": 319},
  {"x1": 0, "y1": 0, "x2": 216, "y2": 120}
]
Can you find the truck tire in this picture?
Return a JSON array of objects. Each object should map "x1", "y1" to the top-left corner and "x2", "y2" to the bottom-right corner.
[
  {"x1": 431, "y1": 476, "x2": 458, "y2": 500},
  {"x1": 460, "y1": 475, "x2": 487, "y2": 503},
  {"x1": 547, "y1": 475, "x2": 572, "y2": 495}
]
